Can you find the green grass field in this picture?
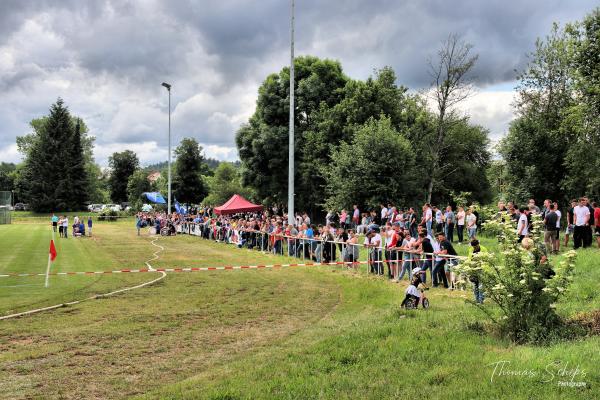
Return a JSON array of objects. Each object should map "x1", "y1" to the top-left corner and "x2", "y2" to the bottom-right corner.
[{"x1": 0, "y1": 221, "x2": 598, "y2": 399}]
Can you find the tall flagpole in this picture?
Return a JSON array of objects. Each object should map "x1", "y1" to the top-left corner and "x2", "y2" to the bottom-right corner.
[{"x1": 287, "y1": 0, "x2": 295, "y2": 226}]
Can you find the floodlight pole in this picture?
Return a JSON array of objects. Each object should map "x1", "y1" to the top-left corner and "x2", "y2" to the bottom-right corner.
[
  {"x1": 287, "y1": 0, "x2": 295, "y2": 226},
  {"x1": 162, "y1": 82, "x2": 172, "y2": 215}
]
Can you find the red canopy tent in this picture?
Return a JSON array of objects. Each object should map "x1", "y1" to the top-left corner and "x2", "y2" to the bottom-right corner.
[{"x1": 214, "y1": 194, "x2": 263, "y2": 215}]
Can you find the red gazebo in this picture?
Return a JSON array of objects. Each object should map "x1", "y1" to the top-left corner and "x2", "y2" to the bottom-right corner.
[{"x1": 214, "y1": 194, "x2": 263, "y2": 215}]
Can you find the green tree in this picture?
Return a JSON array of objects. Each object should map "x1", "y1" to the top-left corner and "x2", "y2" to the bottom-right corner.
[
  {"x1": 236, "y1": 56, "x2": 348, "y2": 211},
  {"x1": 499, "y1": 23, "x2": 576, "y2": 204},
  {"x1": 0, "y1": 163, "x2": 16, "y2": 192},
  {"x1": 562, "y1": 8, "x2": 600, "y2": 199},
  {"x1": 203, "y1": 162, "x2": 253, "y2": 206},
  {"x1": 17, "y1": 98, "x2": 89, "y2": 211},
  {"x1": 127, "y1": 170, "x2": 154, "y2": 210},
  {"x1": 108, "y1": 150, "x2": 139, "y2": 203},
  {"x1": 66, "y1": 119, "x2": 88, "y2": 208},
  {"x1": 172, "y1": 138, "x2": 208, "y2": 205},
  {"x1": 321, "y1": 116, "x2": 417, "y2": 210}
]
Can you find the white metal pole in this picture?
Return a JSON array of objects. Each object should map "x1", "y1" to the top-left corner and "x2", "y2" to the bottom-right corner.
[
  {"x1": 287, "y1": 0, "x2": 295, "y2": 227},
  {"x1": 44, "y1": 254, "x2": 51, "y2": 288},
  {"x1": 167, "y1": 87, "x2": 172, "y2": 215}
]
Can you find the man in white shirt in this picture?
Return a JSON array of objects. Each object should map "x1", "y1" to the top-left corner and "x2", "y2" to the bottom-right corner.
[
  {"x1": 516, "y1": 208, "x2": 528, "y2": 242},
  {"x1": 380, "y1": 204, "x2": 389, "y2": 226},
  {"x1": 573, "y1": 197, "x2": 590, "y2": 249},
  {"x1": 365, "y1": 228, "x2": 383, "y2": 275}
]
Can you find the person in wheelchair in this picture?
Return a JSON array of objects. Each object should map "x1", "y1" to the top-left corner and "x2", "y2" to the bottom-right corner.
[{"x1": 401, "y1": 267, "x2": 429, "y2": 309}]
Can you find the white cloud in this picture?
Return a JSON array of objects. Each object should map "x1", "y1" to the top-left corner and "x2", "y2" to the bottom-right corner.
[{"x1": 459, "y1": 90, "x2": 515, "y2": 141}]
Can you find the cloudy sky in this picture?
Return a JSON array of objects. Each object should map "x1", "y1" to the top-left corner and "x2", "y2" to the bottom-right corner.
[{"x1": 0, "y1": 0, "x2": 596, "y2": 166}]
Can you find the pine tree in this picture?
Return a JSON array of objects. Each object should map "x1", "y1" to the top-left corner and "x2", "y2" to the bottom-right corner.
[
  {"x1": 18, "y1": 99, "x2": 90, "y2": 212},
  {"x1": 21, "y1": 99, "x2": 71, "y2": 211},
  {"x1": 67, "y1": 119, "x2": 89, "y2": 210}
]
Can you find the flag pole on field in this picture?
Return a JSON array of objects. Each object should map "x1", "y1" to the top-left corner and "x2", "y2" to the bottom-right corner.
[{"x1": 45, "y1": 239, "x2": 57, "y2": 288}]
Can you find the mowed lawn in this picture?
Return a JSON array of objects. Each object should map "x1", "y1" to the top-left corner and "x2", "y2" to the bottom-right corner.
[{"x1": 0, "y1": 221, "x2": 598, "y2": 399}]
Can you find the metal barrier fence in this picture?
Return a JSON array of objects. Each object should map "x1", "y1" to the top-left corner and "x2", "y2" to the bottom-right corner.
[{"x1": 175, "y1": 222, "x2": 466, "y2": 283}]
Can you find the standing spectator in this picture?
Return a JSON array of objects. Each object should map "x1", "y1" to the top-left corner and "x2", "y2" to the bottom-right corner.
[
  {"x1": 584, "y1": 197, "x2": 595, "y2": 248},
  {"x1": 380, "y1": 204, "x2": 389, "y2": 226},
  {"x1": 62, "y1": 216, "x2": 69, "y2": 238},
  {"x1": 444, "y1": 206, "x2": 455, "y2": 242},
  {"x1": 422, "y1": 203, "x2": 433, "y2": 237},
  {"x1": 516, "y1": 207, "x2": 528, "y2": 243},
  {"x1": 408, "y1": 207, "x2": 418, "y2": 238},
  {"x1": 471, "y1": 206, "x2": 480, "y2": 234},
  {"x1": 593, "y1": 201, "x2": 600, "y2": 249},
  {"x1": 352, "y1": 205, "x2": 360, "y2": 229},
  {"x1": 339, "y1": 209, "x2": 348, "y2": 229},
  {"x1": 543, "y1": 203, "x2": 558, "y2": 254},
  {"x1": 385, "y1": 223, "x2": 400, "y2": 280},
  {"x1": 434, "y1": 206, "x2": 444, "y2": 233},
  {"x1": 433, "y1": 232, "x2": 455, "y2": 289},
  {"x1": 418, "y1": 232, "x2": 434, "y2": 284},
  {"x1": 467, "y1": 239, "x2": 487, "y2": 304},
  {"x1": 528, "y1": 199, "x2": 541, "y2": 214},
  {"x1": 456, "y1": 206, "x2": 465, "y2": 244},
  {"x1": 87, "y1": 216, "x2": 93, "y2": 237},
  {"x1": 573, "y1": 198, "x2": 591, "y2": 249},
  {"x1": 136, "y1": 214, "x2": 143, "y2": 236},
  {"x1": 399, "y1": 230, "x2": 416, "y2": 281},
  {"x1": 365, "y1": 228, "x2": 383, "y2": 275},
  {"x1": 466, "y1": 208, "x2": 477, "y2": 240},
  {"x1": 346, "y1": 229, "x2": 360, "y2": 267},
  {"x1": 564, "y1": 199, "x2": 577, "y2": 248},
  {"x1": 51, "y1": 214, "x2": 58, "y2": 233},
  {"x1": 553, "y1": 201, "x2": 561, "y2": 253}
]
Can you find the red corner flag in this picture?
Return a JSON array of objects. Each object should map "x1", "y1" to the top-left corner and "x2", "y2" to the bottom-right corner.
[{"x1": 49, "y1": 239, "x2": 57, "y2": 262}]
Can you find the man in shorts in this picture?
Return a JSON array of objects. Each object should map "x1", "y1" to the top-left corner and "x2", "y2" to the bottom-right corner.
[
  {"x1": 543, "y1": 203, "x2": 558, "y2": 254},
  {"x1": 51, "y1": 214, "x2": 58, "y2": 233}
]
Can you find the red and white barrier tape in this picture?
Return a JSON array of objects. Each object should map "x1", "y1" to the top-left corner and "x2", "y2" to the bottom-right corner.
[{"x1": 0, "y1": 257, "x2": 451, "y2": 279}]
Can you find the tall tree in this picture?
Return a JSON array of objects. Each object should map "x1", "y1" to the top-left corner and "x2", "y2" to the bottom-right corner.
[
  {"x1": 426, "y1": 34, "x2": 478, "y2": 203},
  {"x1": 127, "y1": 170, "x2": 154, "y2": 209},
  {"x1": 172, "y1": 138, "x2": 208, "y2": 204},
  {"x1": 108, "y1": 150, "x2": 139, "y2": 203},
  {"x1": 499, "y1": 23, "x2": 576, "y2": 204},
  {"x1": 66, "y1": 119, "x2": 88, "y2": 209},
  {"x1": 236, "y1": 56, "x2": 348, "y2": 211},
  {"x1": 321, "y1": 116, "x2": 417, "y2": 210},
  {"x1": 562, "y1": 8, "x2": 600, "y2": 199},
  {"x1": 17, "y1": 98, "x2": 89, "y2": 211}
]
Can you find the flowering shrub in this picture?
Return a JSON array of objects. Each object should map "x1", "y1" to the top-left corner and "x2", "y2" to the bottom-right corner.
[{"x1": 456, "y1": 214, "x2": 577, "y2": 343}]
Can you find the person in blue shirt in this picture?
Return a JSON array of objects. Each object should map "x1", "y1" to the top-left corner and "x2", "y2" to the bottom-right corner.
[{"x1": 87, "y1": 217, "x2": 93, "y2": 237}]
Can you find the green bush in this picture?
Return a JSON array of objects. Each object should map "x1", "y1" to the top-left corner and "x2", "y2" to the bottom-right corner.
[{"x1": 456, "y1": 214, "x2": 577, "y2": 344}]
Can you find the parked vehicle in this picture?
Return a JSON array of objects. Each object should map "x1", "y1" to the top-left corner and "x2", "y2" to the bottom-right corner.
[
  {"x1": 103, "y1": 204, "x2": 122, "y2": 212},
  {"x1": 88, "y1": 204, "x2": 103, "y2": 212},
  {"x1": 14, "y1": 203, "x2": 29, "y2": 211}
]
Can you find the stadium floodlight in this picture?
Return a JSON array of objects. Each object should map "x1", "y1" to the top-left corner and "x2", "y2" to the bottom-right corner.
[{"x1": 161, "y1": 82, "x2": 172, "y2": 214}]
